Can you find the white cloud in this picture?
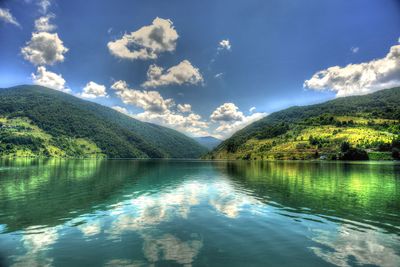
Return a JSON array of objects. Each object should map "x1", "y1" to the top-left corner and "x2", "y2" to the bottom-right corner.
[
  {"x1": 210, "y1": 103, "x2": 266, "y2": 138},
  {"x1": 134, "y1": 111, "x2": 209, "y2": 137},
  {"x1": 210, "y1": 103, "x2": 245, "y2": 122},
  {"x1": 218, "y1": 39, "x2": 231, "y2": 51},
  {"x1": 112, "y1": 106, "x2": 129, "y2": 115},
  {"x1": 215, "y1": 73, "x2": 223, "y2": 79},
  {"x1": 177, "y1": 103, "x2": 192, "y2": 113},
  {"x1": 215, "y1": 113, "x2": 266, "y2": 138},
  {"x1": 0, "y1": 8, "x2": 20, "y2": 27},
  {"x1": 107, "y1": 17, "x2": 178, "y2": 60},
  {"x1": 304, "y1": 44, "x2": 400, "y2": 97},
  {"x1": 111, "y1": 80, "x2": 175, "y2": 113},
  {"x1": 210, "y1": 40, "x2": 232, "y2": 65},
  {"x1": 34, "y1": 14, "x2": 56, "y2": 32},
  {"x1": 111, "y1": 80, "x2": 209, "y2": 136},
  {"x1": 142, "y1": 60, "x2": 203, "y2": 88},
  {"x1": 351, "y1": 47, "x2": 359, "y2": 54},
  {"x1": 79, "y1": 81, "x2": 108, "y2": 98},
  {"x1": 38, "y1": 0, "x2": 51, "y2": 14},
  {"x1": 249, "y1": 106, "x2": 256, "y2": 113},
  {"x1": 21, "y1": 32, "x2": 68, "y2": 65},
  {"x1": 31, "y1": 66, "x2": 71, "y2": 93}
]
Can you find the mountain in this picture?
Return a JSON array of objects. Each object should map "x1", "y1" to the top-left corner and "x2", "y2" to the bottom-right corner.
[
  {"x1": 0, "y1": 85, "x2": 208, "y2": 158},
  {"x1": 207, "y1": 87, "x2": 400, "y2": 161},
  {"x1": 194, "y1": 136, "x2": 222, "y2": 150}
]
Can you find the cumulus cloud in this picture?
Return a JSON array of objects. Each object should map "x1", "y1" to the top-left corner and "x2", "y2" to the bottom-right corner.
[
  {"x1": 34, "y1": 14, "x2": 56, "y2": 32},
  {"x1": 304, "y1": 44, "x2": 400, "y2": 97},
  {"x1": 210, "y1": 39, "x2": 232, "y2": 65},
  {"x1": 218, "y1": 39, "x2": 231, "y2": 51},
  {"x1": 210, "y1": 103, "x2": 245, "y2": 122},
  {"x1": 134, "y1": 111, "x2": 209, "y2": 136},
  {"x1": 31, "y1": 66, "x2": 71, "y2": 93},
  {"x1": 215, "y1": 112, "x2": 266, "y2": 136},
  {"x1": 177, "y1": 104, "x2": 192, "y2": 113},
  {"x1": 210, "y1": 103, "x2": 266, "y2": 137},
  {"x1": 111, "y1": 80, "x2": 174, "y2": 113},
  {"x1": 107, "y1": 17, "x2": 178, "y2": 60},
  {"x1": 79, "y1": 81, "x2": 108, "y2": 98},
  {"x1": 21, "y1": 32, "x2": 68, "y2": 65},
  {"x1": 0, "y1": 8, "x2": 20, "y2": 27},
  {"x1": 249, "y1": 106, "x2": 256, "y2": 113},
  {"x1": 111, "y1": 80, "x2": 209, "y2": 136},
  {"x1": 142, "y1": 60, "x2": 203, "y2": 88}
]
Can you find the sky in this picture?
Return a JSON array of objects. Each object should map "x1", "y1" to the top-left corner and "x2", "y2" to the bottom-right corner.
[{"x1": 0, "y1": 0, "x2": 399, "y2": 139}]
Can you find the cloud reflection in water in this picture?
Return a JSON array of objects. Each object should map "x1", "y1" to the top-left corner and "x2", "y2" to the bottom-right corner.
[
  {"x1": 309, "y1": 226, "x2": 400, "y2": 267},
  {"x1": 3, "y1": 171, "x2": 400, "y2": 267},
  {"x1": 11, "y1": 227, "x2": 58, "y2": 267}
]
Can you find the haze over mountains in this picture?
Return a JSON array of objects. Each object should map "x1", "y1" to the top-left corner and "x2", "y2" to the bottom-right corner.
[{"x1": 194, "y1": 136, "x2": 221, "y2": 150}]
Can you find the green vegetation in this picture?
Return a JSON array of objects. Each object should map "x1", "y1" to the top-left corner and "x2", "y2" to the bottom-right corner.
[
  {"x1": 207, "y1": 87, "x2": 400, "y2": 161},
  {"x1": 0, "y1": 85, "x2": 207, "y2": 158},
  {"x1": 0, "y1": 117, "x2": 104, "y2": 158}
]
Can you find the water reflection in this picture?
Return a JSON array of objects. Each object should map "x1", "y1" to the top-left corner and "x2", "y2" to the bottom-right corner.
[
  {"x1": 0, "y1": 159, "x2": 399, "y2": 267},
  {"x1": 310, "y1": 226, "x2": 400, "y2": 267},
  {"x1": 142, "y1": 233, "x2": 203, "y2": 266},
  {"x1": 11, "y1": 227, "x2": 58, "y2": 267},
  {"x1": 223, "y1": 161, "x2": 400, "y2": 233}
]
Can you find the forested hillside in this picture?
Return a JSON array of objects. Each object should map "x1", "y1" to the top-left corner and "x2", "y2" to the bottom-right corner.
[
  {"x1": 0, "y1": 85, "x2": 207, "y2": 158},
  {"x1": 207, "y1": 87, "x2": 400, "y2": 160}
]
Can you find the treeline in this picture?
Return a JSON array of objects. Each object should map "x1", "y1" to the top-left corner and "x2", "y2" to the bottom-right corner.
[
  {"x1": 211, "y1": 87, "x2": 400, "y2": 160},
  {"x1": 0, "y1": 85, "x2": 207, "y2": 158}
]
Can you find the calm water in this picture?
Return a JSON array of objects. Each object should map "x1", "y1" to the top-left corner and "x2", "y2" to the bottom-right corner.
[{"x1": 0, "y1": 160, "x2": 399, "y2": 267}]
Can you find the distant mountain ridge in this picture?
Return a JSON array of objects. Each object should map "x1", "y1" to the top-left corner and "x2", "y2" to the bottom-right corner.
[
  {"x1": 207, "y1": 87, "x2": 400, "y2": 160},
  {"x1": 194, "y1": 136, "x2": 222, "y2": 150},
  {"x1": 0, "y1": 85, "x2": 207, "y2": 158}
]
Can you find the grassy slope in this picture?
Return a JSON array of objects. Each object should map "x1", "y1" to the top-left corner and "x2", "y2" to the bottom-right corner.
[
  {"x1": 207, "y1": 87, "x2": 400, "y2": 160},
  {"x1": 0, "y1": 117, "x2": 104, "y2": 158},
  {"x1": 0, "y1": 85, "x2": 207, "y2": 158}
]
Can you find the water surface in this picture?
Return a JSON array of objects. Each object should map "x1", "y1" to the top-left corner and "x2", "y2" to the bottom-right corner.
[{"x1": 0, "y1": 159, "x2": 399, "y2": 266}]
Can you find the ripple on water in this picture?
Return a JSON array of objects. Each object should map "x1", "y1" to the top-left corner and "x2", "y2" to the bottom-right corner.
[{"x1": 0, "y1": 160, "x2": 399, "y2": 267}]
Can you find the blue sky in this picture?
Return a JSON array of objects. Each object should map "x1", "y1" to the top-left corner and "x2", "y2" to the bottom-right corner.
[{"x1": 1, "y1": 0, "x2": 400, "y2": 138}]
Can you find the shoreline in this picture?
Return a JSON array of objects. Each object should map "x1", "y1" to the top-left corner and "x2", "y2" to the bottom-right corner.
[{"x1": 0, "y1": 157, "x2": 398, "y2": 164}]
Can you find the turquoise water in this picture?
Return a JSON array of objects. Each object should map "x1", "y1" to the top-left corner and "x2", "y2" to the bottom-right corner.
[{"x1": 0, "y1": 159, "x2": 399, "y2": 267}]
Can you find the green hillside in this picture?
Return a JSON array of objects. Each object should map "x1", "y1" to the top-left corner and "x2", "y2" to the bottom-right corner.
[
  {"x1": 207, "y1": 87, "x2": 400, "y2": 161},
  {"x1": 0, "y1": 85, "x2": 207, "y2": 158}
]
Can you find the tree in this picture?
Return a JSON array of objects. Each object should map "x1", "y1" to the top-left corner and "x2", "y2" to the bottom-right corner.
[
  {"x1": 392, "y1": 138, "x2": 400, "y2": 160},
  {"x1": 339, "y1": 141, "x2": 368, "y2": 160}
]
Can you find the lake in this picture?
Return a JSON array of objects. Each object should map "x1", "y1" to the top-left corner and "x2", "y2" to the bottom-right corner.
[{"x1": 0, "y1": 159, "x2": 399, "y2": 267}]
